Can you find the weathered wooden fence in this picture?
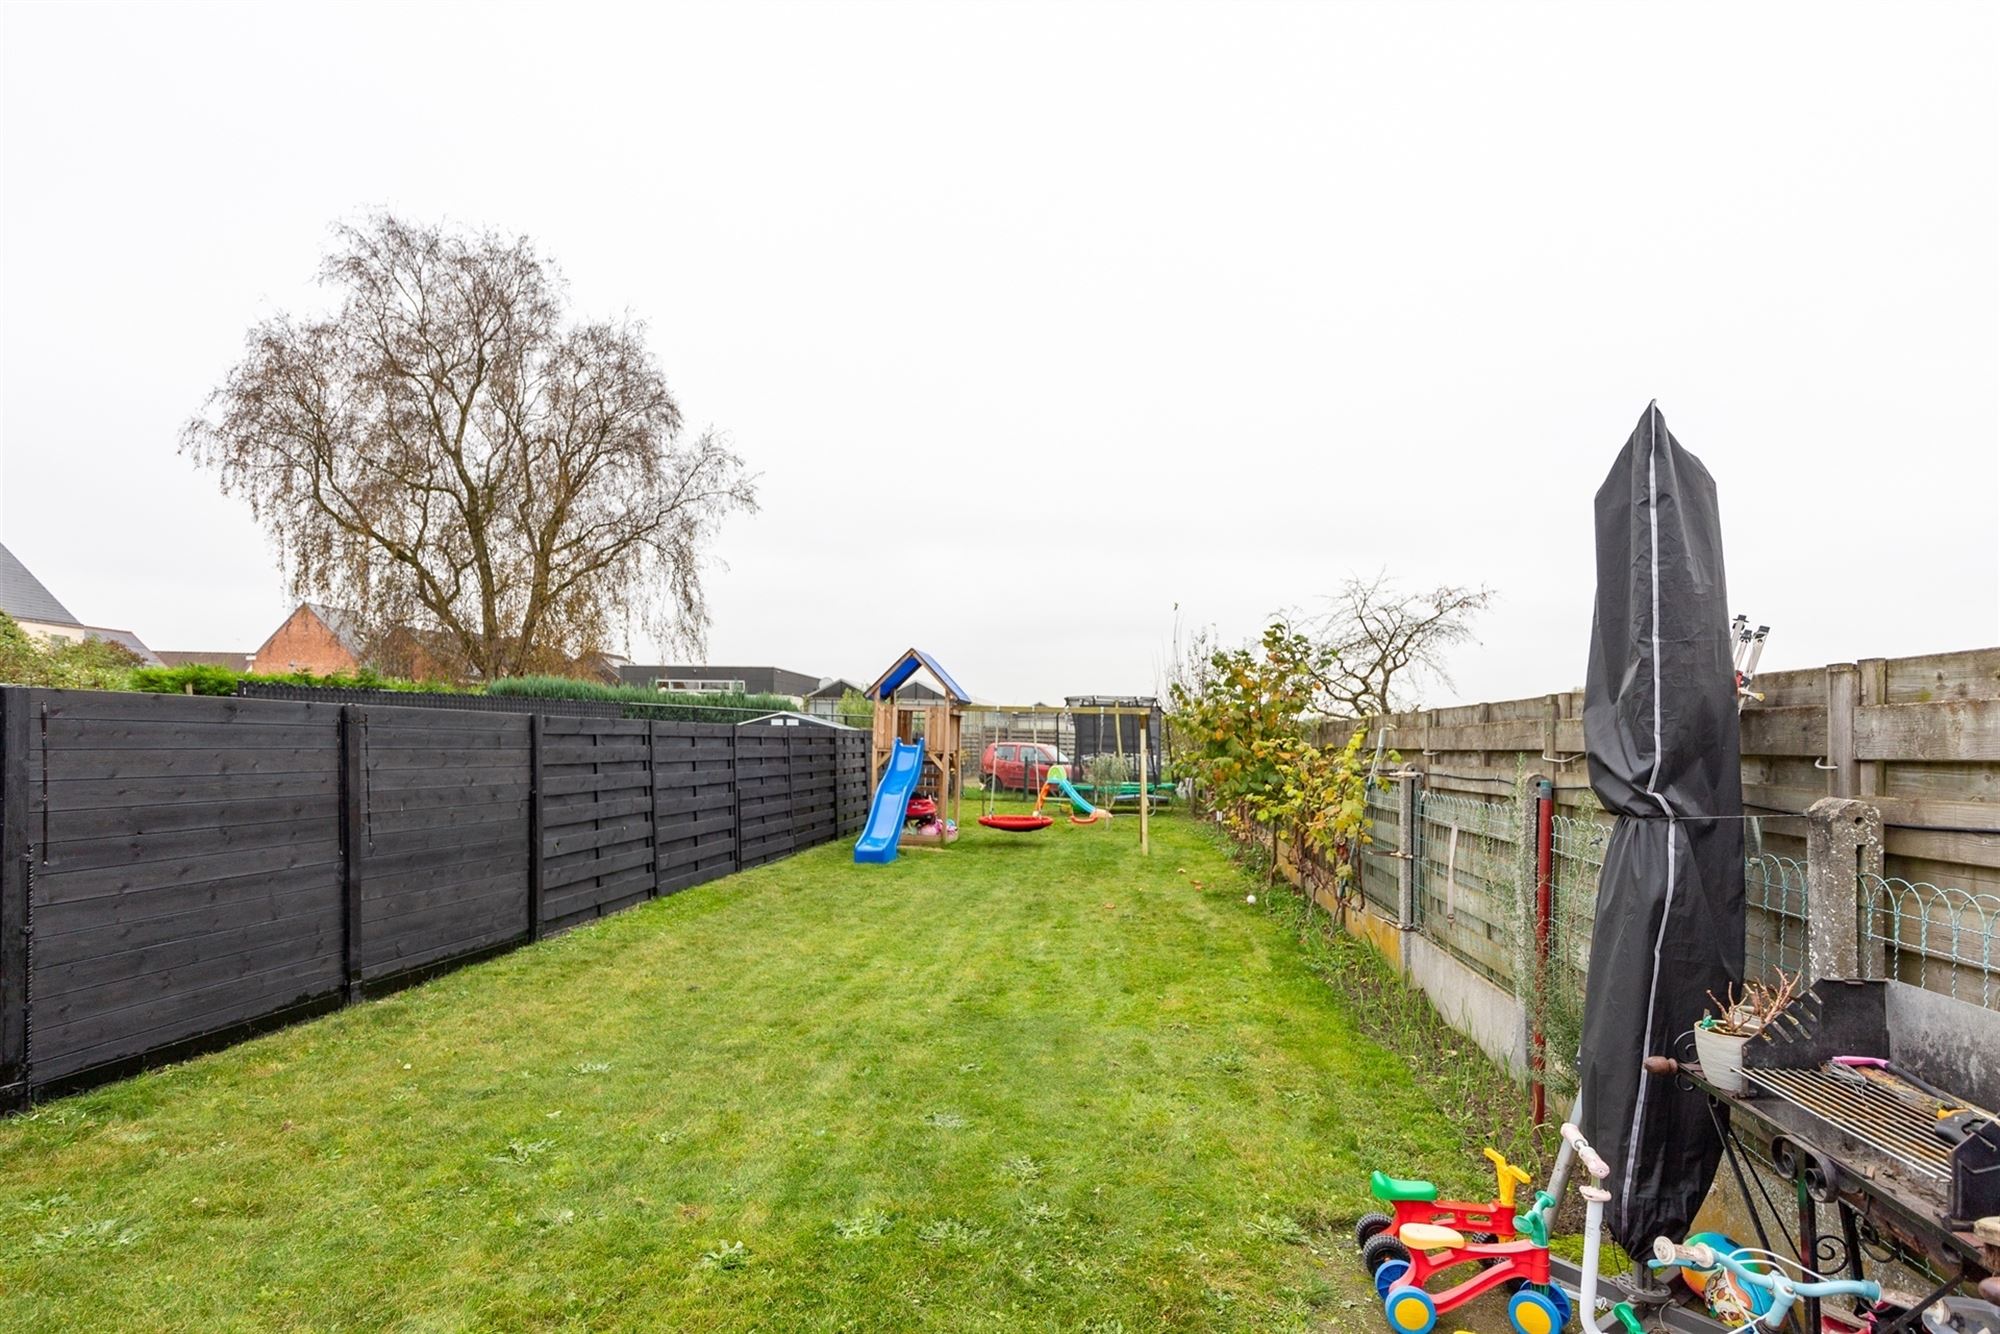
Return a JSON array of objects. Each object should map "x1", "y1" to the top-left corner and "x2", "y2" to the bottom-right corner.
[
  {"x1": 0, "y1": 688, "x2": 869, "y2": 1105},
  {"x1": 1250, "y1": 644, "x2": 2000, "y2": 1088},
  {"x1": 1340, "y1": 645, "x2": 2000, "y2": 897}
]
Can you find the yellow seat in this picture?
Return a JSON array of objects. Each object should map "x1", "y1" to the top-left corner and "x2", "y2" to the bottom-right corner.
[{"x1": 1399, "y1": 1222, "x2": 1467, "y2": 1251}]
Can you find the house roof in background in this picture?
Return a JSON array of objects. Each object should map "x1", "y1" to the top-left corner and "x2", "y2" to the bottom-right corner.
[
  {"x1": 301, "y1": 603, "x2": 366, "y2": 656},
  {"x1": 0, "y1": 541, "x2": 81, "y2": 625},
  {"x1": 807, "y1": 676, "x2": 942, "y2": 701},
  {"x1": 737, "y1": 710, "x2": 855, "y2": 729},
  {"x1": 616, "y1": 664, "x2": 824, "y2": 697}
]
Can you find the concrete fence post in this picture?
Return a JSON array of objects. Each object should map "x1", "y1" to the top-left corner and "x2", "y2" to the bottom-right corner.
[
  {"x1": 1396, "y1": 770, "x2": 1421, "y2": 931},
  {"x1": 1804, "y1": 797, "x2": 1884, "y2": 982}
]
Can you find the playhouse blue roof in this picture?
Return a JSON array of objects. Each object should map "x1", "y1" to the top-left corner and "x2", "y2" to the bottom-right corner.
[{"x1": 868, "y1": 648, "x2": 968, "y2": 703}]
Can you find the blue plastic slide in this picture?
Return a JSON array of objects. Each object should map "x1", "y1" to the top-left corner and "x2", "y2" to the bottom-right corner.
[{"x1": 854, "y1": 737, "x2": 925, "y2": 863}]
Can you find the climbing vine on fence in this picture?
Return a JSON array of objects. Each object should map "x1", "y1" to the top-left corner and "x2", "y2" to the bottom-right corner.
[
  {"x1": 1168, "y1": 622, "x2": 1395, "y2": 906},
  {"x1": 1270, "y1": 725, "x2": 1399, "y2": 910},
  {"x1": 1170, "y1": 623, "x2": 1319, "y2": 832}
]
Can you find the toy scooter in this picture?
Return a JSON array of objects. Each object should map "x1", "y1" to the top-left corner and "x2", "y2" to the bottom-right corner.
[
  {"x1": 1355, "y1": 1144, "x2": 1532, "y2": 1276},
  {"x1": 1564, "y1": 1123, "x2": 1645, "y2": 1334}
]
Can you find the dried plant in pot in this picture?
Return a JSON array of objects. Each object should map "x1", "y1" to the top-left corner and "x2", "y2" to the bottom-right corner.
[{"x1": 1693, "y1": 972, "x2": 1802, "y2": 1095}]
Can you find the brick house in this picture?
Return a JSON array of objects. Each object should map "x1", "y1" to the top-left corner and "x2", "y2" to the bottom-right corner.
[
  {"x1": 252, "y1": 604, "x2": 369, "y2": 675},
  {"x1": 250, "y1": 603, "x2": 455, "y2": 678},
  {"x1": 250, "y1": 603, "x2": 621, "y2": 683}
]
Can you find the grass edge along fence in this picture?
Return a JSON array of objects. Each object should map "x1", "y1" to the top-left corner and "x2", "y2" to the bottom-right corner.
[{"x1": 0, "y1": 685, "x2": 869, "y2": 1108}]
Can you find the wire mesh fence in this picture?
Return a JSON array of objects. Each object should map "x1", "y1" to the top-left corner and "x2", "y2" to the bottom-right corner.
[
  {"x1": 1323, "y1": 778, "x2": 2000, "y2": 1075},
  {"x1": 1860, "y1": 874, "x2": 2000, "y2": 1009},
  {"x1": 1413, "y1": 790, "x2": 1522, "y2": 986},
  {"x1": 1548, "y1": 811, "x2": 1609, "y2": 1008},
  {"x1": 1743, "y1": 854, "x2": 1809, "y2": 985},
  {"x1": 1360, "y1": 781, "x2": 1404, "y2": 917}
]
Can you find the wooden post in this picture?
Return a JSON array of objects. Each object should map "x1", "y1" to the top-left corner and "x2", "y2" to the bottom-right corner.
[
  {"x1": 1827, "y1": 663, "x2": 1859, "y2": 799},
  {"x1": 527, "y1": 713, "x2": 545, "y2": 940},
  {"x1": 0, "y1": 688, "x2": 30, "y2": 1101},
  {"x1": 339, "y1": 706, "x2": 366, "y2": 1001},
  {"x1": 1137, "y1": 718, "x2": 1150, "y2": 855},
  {"x1": 646, "y1": 722, "x2": 661, "y2": 898},
  {"x1": 730, "y1": 726, "x2": 744, "y2": 872},
  {"x1": 1113, "y1": 706, "x2": 1124, "y2": 786},
  {"x1": 1856, "y1": 658, "x2": 1887, "y2": 799}
]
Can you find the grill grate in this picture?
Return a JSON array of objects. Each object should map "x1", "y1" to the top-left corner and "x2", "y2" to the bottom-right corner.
[{"x1": 1747, "y1": 1067, "x2": 1954, "y2": 1181}]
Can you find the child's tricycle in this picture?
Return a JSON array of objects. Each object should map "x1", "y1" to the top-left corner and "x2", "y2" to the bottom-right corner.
[
  {"x1": 1360, "y1": 1128, "x2": 1606, "y2": 1334},
  {"x1": 1353, "y1": 1144, "x2": 1532, "y2": 1276}
]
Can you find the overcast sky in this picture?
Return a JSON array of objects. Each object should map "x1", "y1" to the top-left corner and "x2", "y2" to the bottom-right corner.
[{"x1": 3, "y1": 2, "x2": 1995, "y2": 706}]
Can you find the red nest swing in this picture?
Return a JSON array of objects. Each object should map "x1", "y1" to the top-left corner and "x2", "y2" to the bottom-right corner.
[{"x1": 978, "y1": 814, "x2": 1055, "y2": 833}]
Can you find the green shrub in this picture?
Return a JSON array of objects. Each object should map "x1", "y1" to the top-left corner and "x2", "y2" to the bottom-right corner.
[
  {"x1": 486, "y1": 675, "x2": 794, "y2": 722},
  {"x1": 1084, "y1": 752, "x2": 1132, "y2": 793},
  {"x1": 127, "y1": 665, "x2": 467, "y2": 696},
  {"x1": 835, "y1": 687, "x2": 873, "y2": 729},
  {"x1": 0, "y1": 613, "x2": 145, "y2": 689},
  {"x1": 126, "y1": 664, "x2": 242, "y2": 695}
]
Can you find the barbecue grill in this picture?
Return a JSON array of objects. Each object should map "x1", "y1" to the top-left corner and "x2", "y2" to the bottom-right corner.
[
  {"x1": 1670, "y1": 979, "x2": 2000, "y2": 1334},
  {"x1": 1740, "y1": 979, "x2": 2000, "y2": 1234}
]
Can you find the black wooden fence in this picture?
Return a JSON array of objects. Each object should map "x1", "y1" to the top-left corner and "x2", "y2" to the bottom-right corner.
[{"x1": 0, "y1": 688, "x2": 870, "y2": 1105}]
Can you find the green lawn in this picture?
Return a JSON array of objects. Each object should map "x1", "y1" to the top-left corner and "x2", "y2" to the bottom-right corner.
[{"x1": 0, "y1": 806, "x2": 1512, "y2": 1332}]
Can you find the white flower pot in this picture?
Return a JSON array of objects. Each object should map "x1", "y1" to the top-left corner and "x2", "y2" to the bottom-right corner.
[{"x1": 1694, "y1": 1025, "x2": 1755, "y2": 1095}]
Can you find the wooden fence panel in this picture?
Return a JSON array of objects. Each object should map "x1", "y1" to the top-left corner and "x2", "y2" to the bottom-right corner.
[
  {"x1": 652, "y1": 724, "x2": 737, "y2": 895},
  {"x1": 789, "y1": 731, "x2": 839, "y2": 851},
  {"x1": 20, "y1": 690, "x2": 346, "y2": 1086},
  {"x1": 356, "y1": 708, "x2": 531, "y2": 981},
  {"x1": 1412, "y1": 791, "x2": 1521, "y2": 985},
  {"x1": 540, "y1": 718, "x2": 655, "y2": 933},
  {"x1": 0, "y1": 690, "x2": 888, "y2": 1105},
  {"x1": 836, "y1": 732, "x2": 870, "y2": 836},
  {"x1": 736, "y1": 730, "x2": 794, "y2": 867}
]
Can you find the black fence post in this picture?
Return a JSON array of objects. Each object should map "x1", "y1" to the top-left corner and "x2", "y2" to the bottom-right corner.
[
  {"x1": 528, "y1": 713, "x2": 545, "y2": 941},
  {"x1": 647, "y1": 722, "x2": 661, "y2": 899},
  {"x1": 730, "y1": 727, "x2": 743, "y2": 872},
  {"x1": 0, "y1": 689, "x2": 30, "y2": 1102},
  {"x1": 339, "y1": 706, "x2": 365, "y2": 1004}
]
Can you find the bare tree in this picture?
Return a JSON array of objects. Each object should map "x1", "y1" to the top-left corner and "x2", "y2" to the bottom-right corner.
[
  {"x1": 1288, "y1": 573, "x2": 1495, "y2": 717},
  {"x1": 183, "y1": 215, "x2": 757, "y2": 680}
]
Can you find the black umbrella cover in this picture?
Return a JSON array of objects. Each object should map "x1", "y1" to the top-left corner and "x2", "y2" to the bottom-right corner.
[{"x1": 1578, "y1": 403, "x2": 1744, "y2": 1253}]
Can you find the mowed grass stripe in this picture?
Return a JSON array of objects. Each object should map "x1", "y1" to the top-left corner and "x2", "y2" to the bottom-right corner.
[{"x1": 0, "y1": 809, "x2": 1483, "y2": 1333}]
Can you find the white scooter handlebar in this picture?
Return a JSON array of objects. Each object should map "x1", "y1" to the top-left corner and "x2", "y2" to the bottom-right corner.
[{"x1": 1561, "y1": 1123, "x2": 1610, "y2": 1181}]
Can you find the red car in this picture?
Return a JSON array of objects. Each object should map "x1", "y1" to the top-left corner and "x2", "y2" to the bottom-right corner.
[{"x1": 981, "y1": 741, "x2": 1066, "y2": 791}]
